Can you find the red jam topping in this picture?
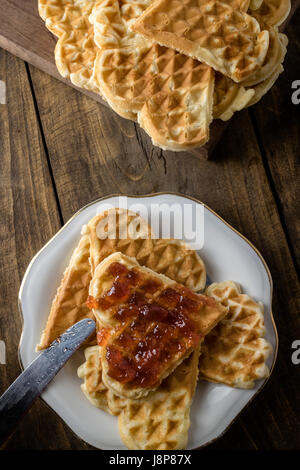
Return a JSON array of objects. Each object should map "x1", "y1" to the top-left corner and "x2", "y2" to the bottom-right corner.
[
  {"x1": 93, "y1": 262, "x2": 141, "y2": 310},
  {"x1": 86, "y1": 295, "x2": 99, "y2": 310},
  {"x1": 92, "y1": 262, "x2": 209, "y2": 388}
]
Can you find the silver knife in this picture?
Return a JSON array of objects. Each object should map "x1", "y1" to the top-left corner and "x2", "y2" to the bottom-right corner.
[{"x1": 0, "y1": 318, "x2": 96, "y2": 445}]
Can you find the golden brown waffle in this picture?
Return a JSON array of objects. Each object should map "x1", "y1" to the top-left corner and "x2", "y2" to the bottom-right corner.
[
  {"x1": 87, "y1": 209, "x2": 206, "y2": 291},
  {"x1": 87, "y1": 208, "x2": 153, "y2": 273},
  {"x1": 250, "y1": 0, "x2": 264, "y2": 9},
  {"x1": 132, "y1": 0, "x2": 270, "y2": 83},
  {"x1": 37, "y1": 228, "x2": 93, "y2": 350},
  {"x1": 91, "y1": 0, "x2": 215, "y2": 151},
  {"x1": 39, "y1": 0, "x2": 136, "y2": 120},
  {"x1": 250, "y1": 0, "x2": 291, "y2": 26},
  {"x1": 118, "y1": 345, "x2": 201, "y2": 450},
  {"x1": 213, "y1": 17, "x2": 287, "y2": 118},
  {"x1": 77, "y1": 343, "x2": 201, "y2": 449},
  {"x1": 213, "y1": 73, "x2": 255, "y2": 121},
  {"x1": 37, "y1": 208, "x2": 206, "y2": 350},
  {"x1": 91, "y1": 0, "x2": 151, "y2": 50},
  {"x1": 39, "y1": 0, "x2": 290, "y2": 151},
  {"x1": 38, "y1": 0, "x2": 99, "y2": 91},
  {"x1": 199, "y1": 281, "x2": 272, "y2": 388},
  {"x1": 77, "y1": 345, "x2": 125, "y2": 415},
  {"x1": 244, "y1": 22, "x2": 288, "y2": 105},
  {"x1": 242, "y1": 21, "x2": 288, "y2": 87},
  {"x1": 88, "y1": 252, "x2": 227, "y2": 399}
]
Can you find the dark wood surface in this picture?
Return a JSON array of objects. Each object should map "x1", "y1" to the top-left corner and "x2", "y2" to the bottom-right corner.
[{"x1": 0, "y1": 6, "x2": 299, "y2": 451}]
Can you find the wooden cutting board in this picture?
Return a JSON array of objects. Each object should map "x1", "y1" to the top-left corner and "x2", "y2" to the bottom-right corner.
[{"x1": 0, "y1": 0, "x2": 298, "y2": 158}]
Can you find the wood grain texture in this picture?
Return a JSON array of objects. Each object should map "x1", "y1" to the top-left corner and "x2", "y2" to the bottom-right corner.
[
  {"x1": 251, "y1": 9, "x2": 300, "y2": 268},
  {"x1": 0, "y1": 2, "x2": 299, "y2": 452},
  {"x1": 0, "y1": 50, "x2": 81, "y2": 450}
]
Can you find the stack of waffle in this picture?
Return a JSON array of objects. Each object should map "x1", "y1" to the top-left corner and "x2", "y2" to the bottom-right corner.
[
  {"x1": 38, "y1": 0, "x2": 290, "y2": 152},
  {"x1": 37, "y1": 208, "x2": 272, "y2": 449}
]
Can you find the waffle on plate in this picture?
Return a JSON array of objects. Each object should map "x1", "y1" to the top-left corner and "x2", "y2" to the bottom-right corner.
[{"x1": 87, "y1": 252, "x2": 227, "y2": 399}]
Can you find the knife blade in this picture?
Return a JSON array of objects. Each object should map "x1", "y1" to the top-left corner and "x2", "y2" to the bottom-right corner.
[{"x1": 0, "y1": 318, "x2": 96, "y2": 445}]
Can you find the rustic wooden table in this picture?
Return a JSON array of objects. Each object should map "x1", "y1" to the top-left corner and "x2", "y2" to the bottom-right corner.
[{"x1": 0, "y1": 8, "x2": 299, "y2": 450}]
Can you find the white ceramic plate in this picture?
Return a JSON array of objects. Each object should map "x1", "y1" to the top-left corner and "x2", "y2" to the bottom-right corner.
[{"x1": 19, "y1": 193, "x2": 278, "y2": 450}]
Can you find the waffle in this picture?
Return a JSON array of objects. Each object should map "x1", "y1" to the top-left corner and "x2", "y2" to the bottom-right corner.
[
  {"x1": 213, "y1": 73, "x2": 255, "y2": 121},
  {"x1": 87, "y1": 208, "x2": 153, "y2": 273},
  {"x1": 87, "y1": 209, "x2": 206, "y2": 291},
  {"x1": 199, "y1": 281, "x2": 272, "y2": 388},
  {"x1": 77, "y1": 345, "x2": 125, "y2": 415},
  {"x1": 38, "y1": 0, "x2": 99, "y2": 91},
  {"x1": 250, "y1": 0, "x2": 291, "y2": 26},
  {"x1": 250, "y1": 0, "x2": 264, "y2": 8},
  {"x1": 213, "y1": 18, "x2": 287, "y2": 118},
  {"x1": 37, "y1": 208, "x2": 206, "y2": 350},
  {"x1": 132, "y1": 0, "x2": 270, "y2": 83},
  {"x1": 90, "y1": 0, "x2": 151, "y2": 50},
  {"x1": 118, "y1": 344, "x2": 201, "y2": 449},
  {"x1": 91, "y1": 0, "x2": 215, "y2": 151},
  {"x1": 88, "y1": 252, "x2": 227, "y2": 399},
  {"x1": 38, "y1": 0, "x2": 291, "y2": 151},
  {"x1": 241, "y1": 22, "x2": 288, "y2": 87},
  {"x1": 77, "y1": 342, "x2": 201, "y2": 449},
  {"x1": 37, "y1": 228, "x2": 93, "y2": 350},
  {"x1": 245, "y1": 31, "x2": 288, "y2": 106},
  {"x1": 39, "y1": 0, "x2": 137, "y2": 120}
]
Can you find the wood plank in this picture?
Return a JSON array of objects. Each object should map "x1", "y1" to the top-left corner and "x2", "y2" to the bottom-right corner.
[
  {"x1": 27, "y1": 62, "x2": 300, "y2": 449},
  {"x1": 251, "y1": 9, "x2": 300, "y2": 267},
  {"x1": 0, "y1": 49, "x2": 91, "y2": 450}
]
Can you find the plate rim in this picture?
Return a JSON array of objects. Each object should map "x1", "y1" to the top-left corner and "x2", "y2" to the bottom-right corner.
[{"x1": 17, "y1": 191, "x2": 278, "y2": 450}]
